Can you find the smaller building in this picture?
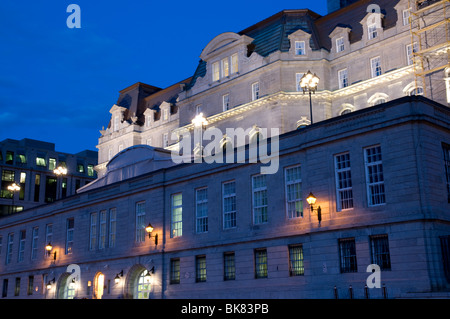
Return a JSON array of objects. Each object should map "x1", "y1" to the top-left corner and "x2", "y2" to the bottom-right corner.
[{"x1": 0, "y1": 138, "x2": 97, "y2": 216}]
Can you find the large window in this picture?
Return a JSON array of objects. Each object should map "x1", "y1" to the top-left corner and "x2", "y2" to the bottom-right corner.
[
  {"x1": 223, "y1": 181, "x2": 236, "y2": 229},
  {"x1": 89, "y1": 212, "x2": 97, "y2": 251},
  {"x1": 339, "y1": 238, "x2": 357, "y2": 273},
  {"x1": 364, "y1": 145, "x2": 385, "y2": 206},
  {"x1": 31, "y1": 227, "x2": 39, "y2": 260},
  {"x1": 289, "y1": 245, "x2": 304, "y2": 276},
  {"x1": 335, "y1": 152, "x2": 354, "y2": 211},
  {"x1": 109, "y1": 208, "x2": 117, "y2": 248},
  {"x1": 170, "y1": 258, "x2": 180, "y2": 284},
  {"x1": 18, "y1": 230, "x2": 25, "y2": 262},
  {"x1": 171, "y1": 193, "x2": 182, "y2": 238},
  {"x1": 135, "y1": 270, "x2": 151, "y2": 299},
  {"x1": 6, "y1": 233, "x2": 13, "y2": 265},
  {"x1": 1, "y1": 170, "x2": 14, "y2": 199},
  {"x1": 99, "y1": 210, "x2": 107, "y2": 249},
  {"x1": 135, "y1": 202, "x2": 146, "y2": 243},
  {"x1": 224, "y1": 252, "x2": 236, "y2": 281},
  {"x1": 252, "y1": 175, "x2": 268, "y2": 224},
  {"x1": 285, "y1": 165, "x2": 302, "y2": 218},
  {"x1": 65, "y1": 218, "x2": 74, "y2": 255},
  {"x1": 254, "y1": 249, "x2": 268, "y2": 279},
  {"x1": 195, "y1": 188, "x2": 208, "y2": 233},
  {"x1": 196, "y1": 255, "x2": 207, "y2": 282},
  {"x1": 369, "y1": 235, "x2": 391, "y2": 270}
]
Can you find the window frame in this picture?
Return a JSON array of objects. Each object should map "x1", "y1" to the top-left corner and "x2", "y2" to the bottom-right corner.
[
  {"x1": 334, "y1": 152, "x2": 354, "y2": 211},
  {"x1": 171, "y1": 193, "x2": 183, "y2": 238},
  {"x1": 294, "y1": 41, "x2": 306, "y2": 55},
  {"x1": 135, "y1": 201, "x2": 146, "y2": 243},
  {"x1": 284, "y1": 165, "x2": 303, "y2": 219},
  {"x1": 251, "y1": 82, "x2": 260, "y2": 101},
  {"x1": 223, "y1": 180, "x2": 237, "y2": 229},
  {"x1": 195, "y1": 187, "x2": 208, "y2": 234},
  {"x1": 370, "y1": 57, "x2": 382, "y2": 77},
  {"x1": 364, "y1": 145, "x2": 386, "y2": 206},
  {"x1": 338, "y1": 68, "x2": 349, "y2": 89},
  {"x1": 252, "y1": 174, "x2": 268, "y2": 225}
]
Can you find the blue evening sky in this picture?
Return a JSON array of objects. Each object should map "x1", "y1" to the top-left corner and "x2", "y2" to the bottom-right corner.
[{"x1": 0, "y1": 1, "x2": 327, "y2": 154}]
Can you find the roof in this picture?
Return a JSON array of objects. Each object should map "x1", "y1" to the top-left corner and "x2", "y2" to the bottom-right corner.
[{"x1": 185, "y1": 0, "x2": 402, "y2": 90}]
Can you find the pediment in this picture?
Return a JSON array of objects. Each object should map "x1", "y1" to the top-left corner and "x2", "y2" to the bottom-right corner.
[
  {"x1": 200, "y1": 32, "x2": 253, "y2": 60},
  {"x1": 109, "y1": 104, "x2": 127, "y2": 114},
  {"x1": 329, "y1": 25, "x2": 352, "y2": 38},
  {"x1": 288, "y1": 28, "x2": 312, "y2": 40}
]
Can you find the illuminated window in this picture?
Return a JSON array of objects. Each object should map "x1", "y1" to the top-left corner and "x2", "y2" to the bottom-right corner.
[
  {"x1": 212, "y1": 62, "x2": 220, "y2": 82},
  {"x1": 254, "y1": 249, "x2": 268, "y2": 278},
  {"x1": 335, "y1": 152, "x2": 354, "y2": 211},
  {"x1": 87, "y1": 165, "x2": 94, "y2": 177},
  {"x1": 36, "y1": 156, "x2": 46, "y2": 167},
  {"x1": 196, "y1": 255, "x2": 207, "y2": 282},
  {"x1": 5, "y1": 151, "x2": 13, "y2": 165},
  {"x1": 364, "y1": 145, "x2": 385, "y2": 206},
  {"x1": 170, "y1": 258, "x2": 180, "y2": 284},
  {"x1": 49, "y1": 158, "x2": 56, "y2": 171},
  {"x1": 289, "y1": 245, "x2": 304, "y2": 276},
  {"x1": 285, "y1": 165, "x2": 302, "y2": 218},
  {"x1": 135, "y1": 269, "x2": 151, "y2": 299},
  {"x1": 231, "y1": 53, "x2": 238, "y2": 74},
  {"x1": 221, "y1": 57, "x2": 229, "y2": 77},
  {"x1": 171, "y1": 193, "x2": 182, "y2": 238},
  {"x1": 295, "y1": 41, "x2": 305, "y2": 55},
  {"x1": 252, "y1": 174, "x2": 267, "y2": 224}
]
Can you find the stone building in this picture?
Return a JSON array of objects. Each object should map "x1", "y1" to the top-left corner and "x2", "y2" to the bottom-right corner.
[{"x1": 0, "y1": 0, "x2": 449, "y2": 299}]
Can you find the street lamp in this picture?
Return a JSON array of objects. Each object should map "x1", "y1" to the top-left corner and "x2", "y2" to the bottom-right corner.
[
  {"x1": 145, "y1": 223, "x2": 158, "y2": 246},
  {"x1": 7, "y1": 183, "x2": 20, "y2": 213},
  {"x1": 53, "y1": 166, "x2": 67, "y2": 200},
  {"x1": 299, "y1": 71, "x2": 320, "y2": 125}
]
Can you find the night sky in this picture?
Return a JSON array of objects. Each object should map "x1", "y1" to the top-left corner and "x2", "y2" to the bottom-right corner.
[{"x1": 0, "y1": 1, "x2": 328, "y2": 154}]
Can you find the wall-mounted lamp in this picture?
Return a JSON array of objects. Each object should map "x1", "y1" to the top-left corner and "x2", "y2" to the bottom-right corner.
[
  {"x1": 46, "y1": 278, "x2": 55, "y2": 290},
  {"x1": 144, "y1": 267, "x2": 155, "y2": 283},
  {"x1": 45, "y1": 242, "x2": 57, "y2": 260},
  {"x1": 114, "y1": 270, "x2": 123, "y2": 284},
  {"x1": 306, "y1": 192, "x2": 321, "y2": 225},
  {"x1": 145, "y1": 223, "x2": 158, "y2": 246}
]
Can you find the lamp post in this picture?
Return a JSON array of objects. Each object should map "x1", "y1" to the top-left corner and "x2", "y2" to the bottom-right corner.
[
  {"x1": 145, "y1": 223, "x2": 158, "y2": 246},
  {"x1": 299, "y1": 71, "x2": 320, "y2": 125},
  {"x1": 191, "y1": 112, "x2": 208, "y2": 159},
  {"x1": 53, "y1": 166, "x2": 67, "y2": 200},
  {"x1": 7, "y1": 183, "x2": 20, "y2": 213}
]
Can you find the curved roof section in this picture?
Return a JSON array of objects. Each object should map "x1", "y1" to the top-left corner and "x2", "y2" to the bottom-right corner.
[{"x1": 77, "y1": 145, "x2": 176, "y2": 193}]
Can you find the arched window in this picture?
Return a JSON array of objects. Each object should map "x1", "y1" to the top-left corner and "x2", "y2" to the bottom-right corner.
[
  {"x1": 403, "y1": 82, "x2": 424, "y2": 96},
  {"x1": 57, "y1": 273, "x2": 76, "y2": 299},
  {"x1": 341, "y1": 109, "x2": 352, "y2": 115},
  {"x1": 339, "y1": 103, "x2": 354, "y2": 116},
  {"x1": 135, "y1": 269, "x2": 152, "y2": 299},
  {"x1": 368, "y1": 93, "x2": 389, "y2": 106}
]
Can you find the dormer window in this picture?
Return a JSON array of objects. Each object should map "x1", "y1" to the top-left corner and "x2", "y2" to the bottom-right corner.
[
  {"x1": 212, "y1": 54, "x2": 239, "y2": 82},
  {"x1": 221, "y1": 58, "x2": 229, "y2": 77},
  {"x1": 295, "y1": 41, "x2": 306, "y2": 55},
  {"x1": 336, "y1": 37, "x2": 345, "y2": 53},
  {"x1": 368, "y1": 24, "x2": 378, "y2": 39},
  {"x1": 213, "y1": 62, "x2": 220, "y2": 82}
]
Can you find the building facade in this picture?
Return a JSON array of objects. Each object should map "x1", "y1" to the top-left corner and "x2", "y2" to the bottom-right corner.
[
  {"x1": 0, "y1": 0, "x2": 449, "y2": 299},
  {"x1": 0, "y1": 138, "x2": 97, "y2": 216},
  {"x1": 0, "y1": 97, "x2": 449, "y2": 299}
]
